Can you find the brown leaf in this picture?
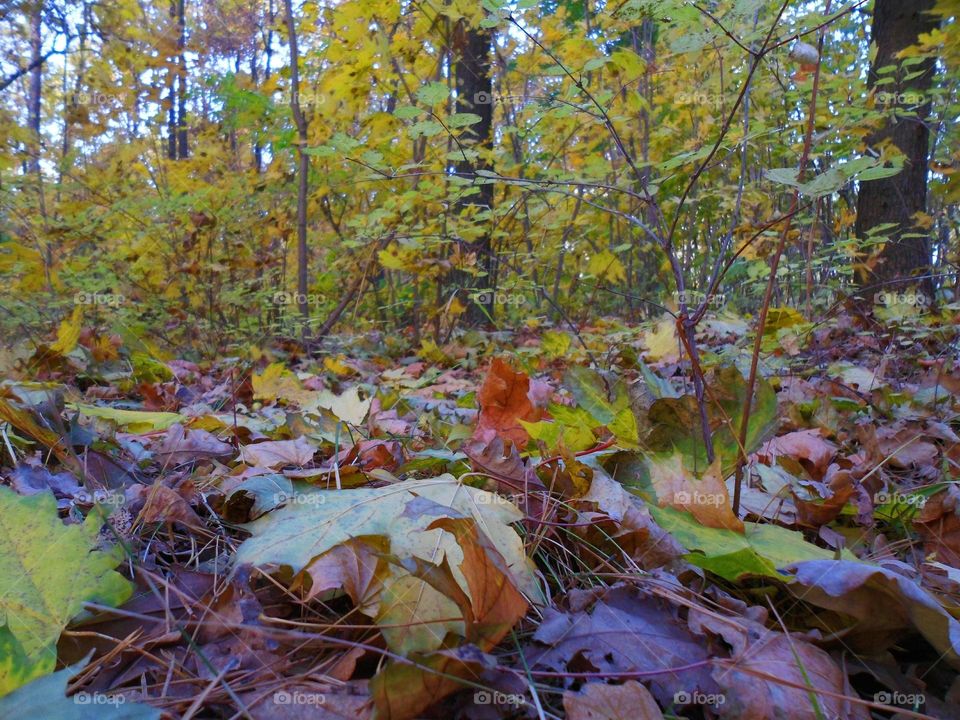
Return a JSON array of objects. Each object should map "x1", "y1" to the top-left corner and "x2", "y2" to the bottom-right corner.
[
  {"x1": 915, "y1": 488, "x2": 960, "y2": 566},
  {"x1": 856, "y1": 423, "x2": 939, "y2": 470},
  {"x1": 649, "y1": 454, "x2": 744, "y2": 532},
  {"x1": 786, "y1": 559, "x2": 960, "y2": 670},
  {"x1": 474, "y1": 358, "x2": 542, "y2": 448},
  {"x1": 369, "y1": 645, "x2": 489, "y2": 720},
  {"x1": 300, "y1": 537, "x2": 389, "y2": 615},
  {"x1": 240, "y1": 436, "x2": 318, "y2": 468},
  {"x1": 528, "y1": 583, "x2": 718, "y2": 708},
  {"x1": 369, "y1": 517, "x2": 528, "y2": 720},
  {"x1": 463, "y1": 437, "x2": 546, "y2": 494},
  {"x1": 240, "y1": 682, "x2": 372, "y2": 719},
  {"x1": 690, "y1": 609, "x2": 869, "y2": 720},
  {"x1": 129, "y1": 482, "x2": 204, "y2": 529},
  {"x1": 756, "y1": 429, "x2": 837, "y2": 478},
  {"x1": 563, "y1": 681, "x2": 664, "y2": 720},
  {"x1": 154, "y1": 423, "x2": 233, "y2": 465},
  {"x1": 574, "y1": 470, "x2": 683, "y2": 570}
]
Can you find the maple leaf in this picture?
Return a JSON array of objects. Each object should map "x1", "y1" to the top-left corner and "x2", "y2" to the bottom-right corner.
[
  {"x1": 474, "y1": 358, "x2": 542, "y2": 448},
  {"x1": 0, "y1": 489, "x2": 133, "y2": 694}
]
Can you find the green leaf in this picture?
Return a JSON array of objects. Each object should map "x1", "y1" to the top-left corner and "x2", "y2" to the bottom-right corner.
[
  {"x1": 564, "y1": 366, "x2": 619, "y2": 425},
  {"x1": 233, "y1": 476, "x2": 541, "y2": 603},
  {"x1": 447, "y1": 113, "x2": 482, "y2": 128},
  {"x1": 67, "y1": 404, "x2": 185, "y2": 433},
  {"x1": 409, "y1": 120, "x2": 444, "y2": 138},
  {"x1": 0, "y1": 625, "x2": 52, "y2": 696},
  {"x1": 0, "y1": 662, "x2": 160, "y2": 718},
  {"x1": 0, "y1": 489, "x2": 133, "y2": 694},
  {"x1": 393, "y1": 106, "x2": 422, "y2": 120},
  {"x1": 415, "y1": 82, "x2": 449, "y2": 106},
  {"x1": 765, "y1": 167, "x2": 801, "y2": 187},
  {"x1": 648, "y1": 505, "x2": 851, "y2": 581},
  {"x1": 647, "y1": 365, "x2": 777, "y2": 476}
]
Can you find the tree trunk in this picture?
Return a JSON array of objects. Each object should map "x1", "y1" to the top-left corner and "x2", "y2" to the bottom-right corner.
[
  {"x1": 283, "y1": 0, "x2": 310, "y2": 332},
  {"x1": 166, "y1": 0, "x2": 177, "y2": 160},
  {"x1": 176, "y1": 0, "x2": 188, "y2": 159},
  {"x1": 452, "y1": 19, "x2": 494, "y2": 325},
  {"x1": 27, "y1": 1, "x2": 43, "y2": 176},
  {"x1": 854, "y1": 0, "x2": 937, "y2": 296}
]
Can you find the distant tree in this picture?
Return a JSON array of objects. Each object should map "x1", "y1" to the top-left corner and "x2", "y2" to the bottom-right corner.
[
  {"x1": 452, "y1": 17, "x2": 494, "y2": 324},
  {"x1": 855, "y1": 0, "x2": 938, "y2": 295}
]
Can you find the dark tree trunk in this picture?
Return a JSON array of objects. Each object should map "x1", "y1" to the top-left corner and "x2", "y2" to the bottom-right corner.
[
  {"x1": 176, "y1": 0, "x2": 188, "y2": 159},
  {"x1": 27, "y1": 1, "x2": 43, "y2": 175},
  {"x1": 453, "y1": 20, "x2": 494, "y2": 325},
  {"x1": 283, "y1": 0, "x2": 310, "y2": 333},
  {"x1": 855, "y1": 0, "x2": 937, "y2": 296}
]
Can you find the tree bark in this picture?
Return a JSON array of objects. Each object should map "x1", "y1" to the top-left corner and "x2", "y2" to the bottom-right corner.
[
  {"x1": 176, "y1": 0, "x2": 188, "y2": 159},
  {"x1": 452, "y1": 19, "x2": 494, "y2": 324},
  {"x1": 283, "y1": 0, "x2": 310, "y2": 331},
  {"x1": 855, "y1": 0, "x2": 938, "y2": 295},
  {"x1": 27, "y1": 1, "x2": 43, "y2": 175}
]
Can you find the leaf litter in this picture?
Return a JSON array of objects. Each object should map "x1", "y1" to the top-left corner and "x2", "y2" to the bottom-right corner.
[{"x1": 0, "y1": 312, "x2": 958, "y2": 719}]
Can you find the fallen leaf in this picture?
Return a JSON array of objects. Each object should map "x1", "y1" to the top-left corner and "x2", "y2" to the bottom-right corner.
[
  {"x1": 648, "y1": 454, "x2": 744, "y2": 532},
  {"x1": 240, "y1": 436, "x2": 318, "y2": 468},
  {"x1": 563, "y1": 680, "x2": 664, "y2": 720},
  {"x1": 528, "y1": 583, "x2": 718, "y2": 707},
  {"x1": 475, "y1": 358, "x2": 542, "y2": 448},
  {"x1": 0, "y1": 489, "x2": 133, "y2": 692},
  {"x1": 786, "y1": 560, "x2": 960, "y2": 670},
  {"x1": 0, "y1": 662, "x2": 160, "y2": 717},
  {"x1": 154, "y1": 423, "x2": 233, "y2": 465},
  {"x1": 690, "y1": 608, "x2": 869, "y2": 720},
  {"x1": 756, "y1": 429, "x2": 837, "y2": 477}
]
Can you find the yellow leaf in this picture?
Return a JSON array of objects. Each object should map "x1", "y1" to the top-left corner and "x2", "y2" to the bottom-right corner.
[
  {"x1": 763, "y1": 307, "x2": 805, "y2": 335},
  {"x1": 541, "y1": 330, "x2": 571, "y2": 359},
  {"x1": 445, "y1": 296, "x2": 467, "y2": 316},
  {"x1": 324, "y1": 356, "x2": 353, "y2": 376},
  {"x1": 587, "y1": 250, "x2": 626, "y2": 283},
  {"x1": 643, "y1": 317, "x2": 679, "y2": 362},
  {"x1": 418, "y1": 339, "x2": 447, "y2": 363},
  {"x1": 50, "y1": 307, "x2": 82, "y2": 355},
  {"x1": 252, "y1": 362, "x2": 306, "y2": 403}
]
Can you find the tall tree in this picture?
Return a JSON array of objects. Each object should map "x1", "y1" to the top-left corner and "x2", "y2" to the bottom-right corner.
[
  {"x1": 855, "y1": 0, "x2": 938, "y2": 295},
  {"x1": 176, "y1": 0, "x2": 188, "y2": 159},
  {"x1": 452, "y1": 18, "x2": 494, "y2": 324},
  {"x1": 283, "y1": 0, "x2": 310, "y2": 330},
  {"x1": 27, "y1": 0, "x2": 43, "y2": 176}
]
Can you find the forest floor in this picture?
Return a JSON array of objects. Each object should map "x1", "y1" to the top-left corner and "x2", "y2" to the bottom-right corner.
[{"x1": 0, "y1": 308, "x2": 959, "y2": 719}]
